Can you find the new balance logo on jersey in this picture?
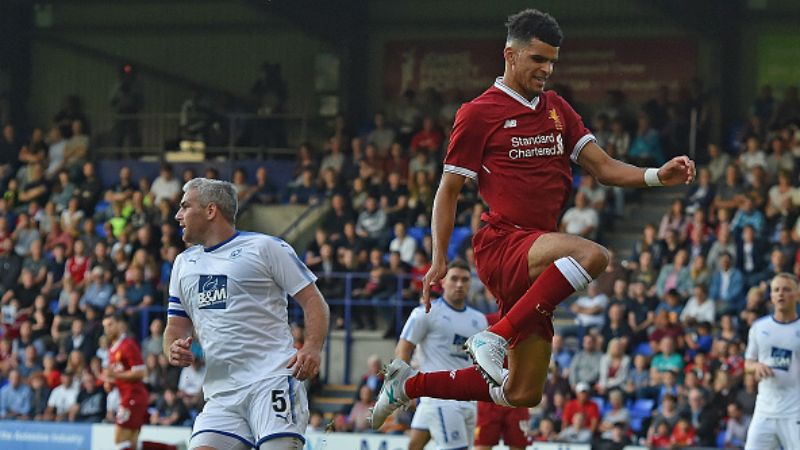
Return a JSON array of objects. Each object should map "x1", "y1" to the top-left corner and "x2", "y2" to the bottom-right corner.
[
  {"x1": 767, "y1": 347, "x2": 792, "y2": 371},
  {"x1": 503, "y1": 119, "x2": 517, "y2": 128},
  {"x1": 198, "y1": 275, "x2": 228, "y2": 309}
]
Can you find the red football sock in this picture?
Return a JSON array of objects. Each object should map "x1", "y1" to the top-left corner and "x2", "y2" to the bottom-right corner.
[
  {"x1": 489, "y1": 261, "x2": 581, "y2": 343},
  {"x1": 404, "y1": 366, "x2": 492, "y2": 402}
]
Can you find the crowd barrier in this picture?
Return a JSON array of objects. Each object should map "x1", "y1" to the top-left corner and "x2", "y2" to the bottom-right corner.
[{"x1": 0, "y1": 421, "x2": 656, "y2": 450}]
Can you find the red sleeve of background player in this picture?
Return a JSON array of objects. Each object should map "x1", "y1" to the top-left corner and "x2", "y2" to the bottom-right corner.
[
  {"x1": 443, "y1": 103, "x2": 489, "y2": 181},
  {"x1": 554, "y1": 95, "x2": 596, "y2": 164},
  {"x1": 122, "y1": 339, "x2": 145, "y2": 371}
]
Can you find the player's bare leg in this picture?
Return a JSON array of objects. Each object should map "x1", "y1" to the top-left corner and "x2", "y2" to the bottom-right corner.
[
  {"x1": 114, "y1": 427, "x2": 140, "y2": 450},
  {"x1": 407, "y1": 429, "x2": 430, "y2": 450},
  {"x1": 467, "y1": 233, "x2": 607, "y2": 392}
]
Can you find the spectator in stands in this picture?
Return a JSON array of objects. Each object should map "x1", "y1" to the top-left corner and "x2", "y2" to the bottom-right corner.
[
  {"x1": 709, "y1": 252, "x2": 746, "y2": 313},
  {"x1": 598, "y1": 389, "x2": 630, "y2": 439},
  {"x1": 149, "y1": 388, "x2": 188, "y2": 426},
  {"x1": 568, "y1": 335, "x2": 602, "y2": 389},
  {"x1": 12, "y1": 213, "x2": 40, "y2": 259},
  {"x1": 606, "y1": 117, "x2": 630, "y2": 160},
  {"x1": 563, "y1": 382, "x2": 600, "y2": 434},
  {"x1": 630, "y1": 223, "x2": 661, "y2": 268},
  {"x1": 366, "y1": 112, "x2": 396, "y2": 153},
  {"x1": 388, "y1": 222, "x2": 416, "y2": 266},
  {"x1": 707, "y1": 223, "x2": 737, "y2": 272},
  {"x1": 324, "y1": 194, "x2": 354, "y2": 242},
  {"x1": 630, "y1": 250, "x2": 658, "y2": 294},
  {"x1": 141, "y1": 318, "x2": 163, "y2": 358},
  {"x1": 150, "y1": 164, "x2": 181, "y2": 206},
  {"x1": 681, "y1": 285, "x2": 715, "y2": 326},
  {"x1": 383, "y1": 143, "x2": 409, "y2": 182},
  {"x1": 407, "y1": 149, "x2": 437, "y2": 184},
  {"x1": 655, "y1": 249, "x2": 692, "y2": 299},
  {"x1": 629, "y1": 112, "x2": 664, "y2": 166},
  {"x1": 68, "y1": 370, "x2": 105, "y2": 423},
  {"x1": 28, "y1": 371, "x2": 50, "y2": 420},
  {"x1": 658, "y1": 199, "x2": 688, "y2": 240},
  {"x1": 600, "y1": 300, "x2": 631, "y2": 351},
  {"x1": 560, "y1": 191, "x2": 598, "y2": 239},
  {"x1": 682, "y1": 388, "x2": 719, "y2": 447},
  {"x1": 348, "y1": 385, "x2": 375, "y2": 432},
  {"x1": 652, "y1": 337, "x2": 684, "y2": 375},
  {"x1": 0, "y1": 368, "x2": 31, "y2": 419},
  {"x1": 549, "y1": 334, "x2": 572, "y2": 377},
  {"x1": 45, "y1": 370, "x2": 79, "y2": 421},
  {"x1": 44, "y1": 125, "x2": 67, "y2": 180},
  {"x1": 356, "y1": 196, "x2": 387, "y2": 249},
  {"x1": 722, "y1": 401, "x2": 749, "y2": 448},
  {"x1": 766, "y1": 170, "x2": 797, "y2": 227},
  {"x1": 380, "y1": 172, "x2": 409, "y2": 225},
  {"x1": 597, "y1": 338, "x2": 630, "y2": 395},
  {"x1": 713, "y1": 164, "x2": 745, "y2": 216},
  {"x1": 410, "y1": 117, "x2": 443, "y2": 154},
  {"x1": 286, "y1": 168, "x2": 321, "y2": 205},
  {"x1": 570, "y1": 281, "x2": 608, "y2": 332},
  {"x1": 177, "y1": 356, "x2": 205, "y2": 412},
  {"x1": 737, "y1": 225, "x2": 769, "y2": 288},
  {"x1": 320, "y1": 137, "x2": 345, "y2": 175},
  {"x1": 80, "y1": 267, "x2": 112, "y2": 312},
  {"x1": 731, "y1": 196, "x2": 766, "y2": 238}
]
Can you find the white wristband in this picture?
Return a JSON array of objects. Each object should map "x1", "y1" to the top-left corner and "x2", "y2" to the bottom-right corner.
[{"x1": 644, "y1": 168, "x2": 663, "y2": 187}]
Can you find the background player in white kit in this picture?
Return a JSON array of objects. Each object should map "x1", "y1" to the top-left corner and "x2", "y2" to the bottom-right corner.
[
  {"x1": 163, "y1": 178, "x2": 330, "y2": 450},
  {"x1": 744, "y1": 272, "x2": 800, "y2": 450},
  {"x1": 392, "y1": 259, "x2": 488, "y2": 450}
]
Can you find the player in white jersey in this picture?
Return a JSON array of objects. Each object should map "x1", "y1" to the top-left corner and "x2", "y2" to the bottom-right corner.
[
  {"x1": 744, "y1": 272, "x2": 800, "y2": 450},
  {"x1": 392, "y1": 259, "x2": 488, "y2": 450},
  {"x1": 163, "y1": 178, "x2": 329, "y2": 450}
]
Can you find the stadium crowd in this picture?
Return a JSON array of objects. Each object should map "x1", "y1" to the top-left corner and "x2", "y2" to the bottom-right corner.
[{"x1": 0, "y1": 79, "x2": 799, "y2": 449}]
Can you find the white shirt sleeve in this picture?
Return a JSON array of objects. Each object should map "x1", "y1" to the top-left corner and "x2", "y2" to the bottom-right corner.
[
  {"x1": 745, "y1": 324, "x2": 759, "y2": 361},
  {"x1": 399, "y1": 307, "x2": 429, "y2": 346},
  {"x1": 265, "y1": 237, "x2": 318, "y2": 296},
  {"x1": 167, "y1": 253, "x2": 189, "y2": 319}
]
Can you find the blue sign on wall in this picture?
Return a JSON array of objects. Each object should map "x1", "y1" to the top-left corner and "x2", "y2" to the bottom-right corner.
[{"x1": 0, "y1": 420, "x2": 92, "y2": 450}]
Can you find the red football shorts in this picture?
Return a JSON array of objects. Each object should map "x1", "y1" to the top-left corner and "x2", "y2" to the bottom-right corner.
[
  {"x1": 472, "y1": 219, "x2": 554, "y2": 342},
  {"x1": 117, "y1": 392, "x2": 149, "y2": 430},
  {"x1": 474, "y1": 401, "x2": 530, "y2": 447}
]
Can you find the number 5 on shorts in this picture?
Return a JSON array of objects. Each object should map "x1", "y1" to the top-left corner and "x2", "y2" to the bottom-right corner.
[{"x1": 271, "y1": 390, "x2": 287, "y2": 412}]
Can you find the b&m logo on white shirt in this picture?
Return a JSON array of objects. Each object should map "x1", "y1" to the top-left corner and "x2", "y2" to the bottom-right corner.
[
  {"x1": 198, "y1": 275, "x2": 228, "y2": 309},
  {"x1": 768, "y1": 347, "x2": 792, "y2": 371}
]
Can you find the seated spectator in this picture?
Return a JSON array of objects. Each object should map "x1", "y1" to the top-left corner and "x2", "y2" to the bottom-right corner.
[
  {"x1": 307, "y1": 410, "x2": 325, "y2": 433},
  {"x1": 709, "y1": 252, "x2": 746, "y2": 313},
  {"x1": 529, "y1": 416, "x2": 557, "y2": 442},
  {"x1": 557, "y1": 411, "x2": 593, "y2": 443},
  {"x1": 684, "y1": 167, "x2": 715, "y2": 214},
  {"x1": 629, "y1": 113, "x2": 664, "y2": 166},
  {"x1": 18, "y1": 345, "x2": 43, "y2": 378},
  {"x1": 560, "y1": 191, "x2": 598, "y2": 239},
  {"x1": 648, "y1": 310, "x2": 684, "y2": 352},
  {"x1": 28, "y1": 371, "x2": 51, "y2": 420},
  {"x1": 713, "y1": 164, "x2": 745, "y2": 215},
  {"x1": 731, "y1": 196, "x2": 766, "y2": 238},
  {"x1": 348, "y1": 385, "x2": 375, "y2": 432},
  {"x1": 681, "y1": 388, "x2": 719, "y2": 447},
  {"x1": 568, "y1": 335, "x2": 603, "y2": 389},
  {"x1": 388, "y1": 222, "x2": 416, "y2": 266},
  {"x1": 570, "y1": 281, "x2": 608, "y2": 331},
  {"x1": 0, "y1": 369, "x2": 31, "y2": 419},
  {"x1": 286, "y1": 168, "x2": 321, "y2": 205},
  {"x1": 380, "y1": 172, "x2": 409, "y2": 224},
  {"x1": 357, "y1": 354, "x2": 384, "y2": 397},
  {"x1": 598, "y1": 338, "x2": 630, "y2": 395},
  {"x1": 150, "y1": 164, "x2": 181, "y2": 206},
  {"x1": 356, "y1": 196, "x2": 388, "y2": 249},
  {"x1": 627, "y1": 281, "x2": 658, "y2": 347},
  {"x1": 670, "y1": 416, "x2": 697, "y2": 447},
  {"x1": 550, "y1": 334, "x2": 573, "y2": 376},
  {"x1": 45, "y1": 370, "x2": 79, "y2": 421},
  {"x1": 564, "y1": 382, "x2": 601, "y2": 434},
  {"x1": 625, "y1": 353, "x2": 651, "y2": 399},
  {"x1": 723, "y1": 401, "x2": 750, "y2": 447},
  {"x1": 655, "y1": 249, "x2": 692, "y2": 299},
  {"x1": 141, "y1": 318, "x2": 164, "y2": 358},
  {"x1": 599, "y1": 389, "x2": 630, "y2": 439},
  {"x1": 68, "y1": 370, "x2": 106, "y2": 422},
  {"x1": 149, "y1": 388, "x2": 188, "y2": 426},
  {"x1": 655, "y1": 289, "x2": 684, "y2": 324},
  {"x1": 681, "y1": 285, "x2": 715, "y2": 326},
  {"x1": 651, "y1": 337, "x2": 685, "y2": 374},
  {"x1": 178, "y1": 357, "x2": 205, "y2": 411},
  {"x1": 684, "y1": 321, "x2": 714, "y2": 358},
  {"x1": 658, "y1": 199, "x2": 688, "y2": 240},
  {"x1": 629, "y1": 251, "x2": 658, "y2": 295},
  {"x1": 80, "y1": 267, "x2": 113, "y2": 311}
]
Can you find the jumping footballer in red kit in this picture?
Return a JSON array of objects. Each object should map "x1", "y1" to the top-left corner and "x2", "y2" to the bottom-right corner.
[
  {"x1": 103, "y1": 314, "x2": 149, "y2": 450},
  {"x1": 370, "y1": 8, "x2": 695, "y2": 429}
]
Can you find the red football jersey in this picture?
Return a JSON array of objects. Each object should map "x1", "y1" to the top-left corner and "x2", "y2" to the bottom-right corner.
[
  {"x1": 109, "y1": 335, "x2": 148, "y2": 401},
  {"x1": 444, "y1": 78, "x2": 595, "y2": 231}
]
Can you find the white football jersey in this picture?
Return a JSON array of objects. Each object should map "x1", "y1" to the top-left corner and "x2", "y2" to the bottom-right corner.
[
  {"x1": 745, "y1": 315, "x2": 800, "y2": 418},
  {"x1": 400, "y1": 298, "x2": 488, "y2": 404},
  {"x1": 168, "y1": 231, "x2": 317, "y2": 399}
]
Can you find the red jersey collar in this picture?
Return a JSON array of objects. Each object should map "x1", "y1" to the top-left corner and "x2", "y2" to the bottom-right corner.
[{"x1": 494, "y1": 77, "x2": 541, "y2": 110}]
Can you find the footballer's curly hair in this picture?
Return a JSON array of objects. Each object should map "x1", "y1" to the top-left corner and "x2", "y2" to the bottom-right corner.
[{"x1": 506, "y1": 9, "x2": 562, "y2": 48}]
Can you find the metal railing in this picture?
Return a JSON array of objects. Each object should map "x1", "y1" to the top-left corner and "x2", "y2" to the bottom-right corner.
[{"x1": 89, "y1": 111, "x2": 310, "y2": 160}]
